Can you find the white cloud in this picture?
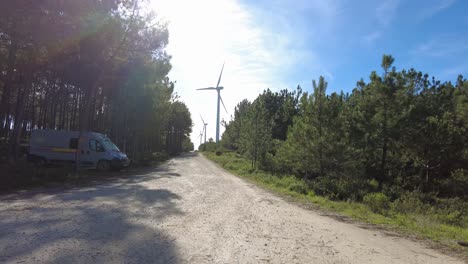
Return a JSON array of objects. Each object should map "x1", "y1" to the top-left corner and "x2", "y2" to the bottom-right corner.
[
  {"x1": 150, "y1": 0, "x2": 335, "y2": 148},
  {"x1": 361, "y1": 31, "x2": 382, "y2": 44},
  {"x1": 360, "y1": 1, "x2": 399, "y2": 47},
  {"x1": 410, "y1": 38, "x2": 468, "y2": 57},
  {"x1": 417, "y1": 0, "x2": 456, "y2": 20},
  {"x1": 376, "y1": 0, "x2": 400, "y2": 27}
]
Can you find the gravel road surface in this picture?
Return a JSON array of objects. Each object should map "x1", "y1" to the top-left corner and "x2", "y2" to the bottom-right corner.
[{"x1": 0, "y1": 153, "x2": 464, "y2": 263}]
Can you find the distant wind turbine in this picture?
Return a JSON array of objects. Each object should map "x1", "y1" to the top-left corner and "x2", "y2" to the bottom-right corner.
[
  {"x1": 200, "y1": 115, "x2": 208, "y2": 144},
  {"x1": 197, "y1": 130, "x2": 203, "y2": 146},
  {"x1": 197, "y1": 63, "x2": 228, "y2": 143}
]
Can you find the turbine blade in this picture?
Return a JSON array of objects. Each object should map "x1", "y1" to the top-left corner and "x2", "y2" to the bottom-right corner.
[
  {"x1": 220, "y1": 95, "x2": 228, "y2": 114},
  {"x1": 216, "y1": 62, "x2": 225, "y2": 88},
  {"x1": 197, "y1": 87, "x2": 217, "y2": 90},
  {"x1": 200, "y1": 114, "x2": 205, "y2": 125}
]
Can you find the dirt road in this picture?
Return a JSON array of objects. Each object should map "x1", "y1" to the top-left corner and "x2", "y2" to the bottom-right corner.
[{"x1": 0, "y1": 153, "x2": 464, "y2": 263}]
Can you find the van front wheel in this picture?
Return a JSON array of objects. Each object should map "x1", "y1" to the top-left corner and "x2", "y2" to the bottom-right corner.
[{"x1": 97, "y1": 160, "x2": 110, "y2": 171}]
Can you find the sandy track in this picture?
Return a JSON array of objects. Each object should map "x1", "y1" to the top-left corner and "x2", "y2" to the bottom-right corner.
[{"x1": 0, "y1": 153, "x2": 464, "y2": 263}]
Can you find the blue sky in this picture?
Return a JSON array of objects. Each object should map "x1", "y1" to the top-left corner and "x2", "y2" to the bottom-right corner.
[
  {"x1": 150, "y1": 0, "x2": 468, "y2": 146},
  {"x1": 243, "y1": 0, "x2": 468, "y2": 93}
]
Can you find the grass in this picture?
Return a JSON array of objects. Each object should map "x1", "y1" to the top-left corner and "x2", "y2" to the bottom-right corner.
[{"x1": 203, "y1": 151, "x2": 468, "y2": 253}]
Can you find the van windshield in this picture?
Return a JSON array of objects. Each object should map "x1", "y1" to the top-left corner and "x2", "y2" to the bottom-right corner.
[{"x1": 102, "y1": 139, "x2": 120, "y2": 152}]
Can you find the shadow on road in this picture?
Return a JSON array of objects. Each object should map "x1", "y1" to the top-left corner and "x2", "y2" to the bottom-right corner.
[
  {"x1": 0, "y1": 154, "x2": 187, "y2": 199},
  {"x1": 0, "y1": 158, "x2": 187, "y2": 263}
]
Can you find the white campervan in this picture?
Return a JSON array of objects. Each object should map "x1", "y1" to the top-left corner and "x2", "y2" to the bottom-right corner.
[{"x1": 28, "y1": 130, "x2": 130, "y2": 170}]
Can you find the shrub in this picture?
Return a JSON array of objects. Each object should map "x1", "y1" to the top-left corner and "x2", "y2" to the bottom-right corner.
[
  {"x1": 440, "y1": 169, "x2": 468, "y2": 198},
  {"x1": 199, "y1": 142, "x2": 218, "y2": 152},
  {"x1": 432, "y1": 197, "x2": 468, "y2": 227},
  {"x1": 363, "y1": 192, "x2": 390, "y2": 214},
  {"x1": 391, "y1": 191, "x2": 428, "y2": 214},
  {"x1": 288, "y1": 181, "x2": 309, "y2": 195},
  {"x1": 311, "y1": 174, "x2": 367, "y2": 201}
]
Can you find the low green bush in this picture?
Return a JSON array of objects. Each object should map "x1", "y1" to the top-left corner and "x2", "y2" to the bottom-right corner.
[
  {"x1": 288, "y1": 181, "x2": 309, "y2": 195},
  {"x1": 311, "y1": 174, "x2": 367, "y2": 201},
  {"x1": 199, "y1": 142, "x2": 218, "y2": 152},
  {"x1": 363, "y1": 192, "x2": 390, "y2": 214},
  {"x1": 391, "y1": 191, "x2": 428, "y2": 214}
]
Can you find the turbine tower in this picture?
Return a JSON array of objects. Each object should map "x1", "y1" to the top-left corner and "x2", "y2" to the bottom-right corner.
[
  {"x1": 200, "y1": 115, "x2": 208, "y2": 144},
  {"x1": 197, "y1": 63, "x2": 228, "y2": 143}
]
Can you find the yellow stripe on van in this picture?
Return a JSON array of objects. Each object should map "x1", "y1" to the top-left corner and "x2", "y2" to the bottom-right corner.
[{"x1": 52, "y1": 148, "x2": 77, "y2": 153}]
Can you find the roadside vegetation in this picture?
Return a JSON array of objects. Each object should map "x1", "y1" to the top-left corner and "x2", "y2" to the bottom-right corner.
[
  {"x1": 0, "y1": 1, "x2": 194, "y2": 190},
  {"x1": 200, "y1": 55, "x2": 468, "y2": 248},
  {"x1": 203, "y1": 151, "x2": 468, "y2": 249},
  {"x1": 0, "y1": 1, "x2": 193, "y2": 165}
]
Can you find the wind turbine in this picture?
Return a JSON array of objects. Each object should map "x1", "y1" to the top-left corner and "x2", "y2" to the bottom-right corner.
[
  {"x1": 200, "y1": 115, "x2": 208, "y2": 144},
  {"x1": 197, "y1": 130, "x2": 203, "y2": 146},
  {"x1": 197, "y1": 63, "x2": 228, "y2": 143}
]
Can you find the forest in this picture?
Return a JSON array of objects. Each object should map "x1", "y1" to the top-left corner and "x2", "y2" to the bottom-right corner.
[
  {"x1": 0, "y1": 0, "x2": 193, "y2": 165},
  {"x1": 203, "y1": 55, "x2": 468, "y2": 226}
]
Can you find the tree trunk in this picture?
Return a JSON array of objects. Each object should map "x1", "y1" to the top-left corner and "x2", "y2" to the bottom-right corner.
[
  {"x1": 0, "y1": 40, "x2": 18, "y2": 138},
  {"x1": 8, "y1": 65, "x2": 33, "y2": 163},
  {"x1": 30, "y1": 83, "x2": 36, "y2": 132},
  {"x1": 76, "y1": 83, "x2": 95, "y2": 171}
]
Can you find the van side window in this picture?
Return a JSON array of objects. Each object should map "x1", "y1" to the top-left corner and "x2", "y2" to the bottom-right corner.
[
  {"x1": 89, "y1": 139, "x2": 105, "y2": 152},
  {"x1": 69, "y1": 138, "x2": 78, "y2": 149}
]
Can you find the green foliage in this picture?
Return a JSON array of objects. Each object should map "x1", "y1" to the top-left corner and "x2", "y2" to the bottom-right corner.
[
  {"x1": 182, "y1": 138, "x2": 194, "y2": 152},
  {"x1": 311, "y1": 173, "x2": 368, "y2": 201},
  {"x1": 204, "y1": 152, "x2": 468, "y2": 246},
  {"x1": 221, "y1": 88, "x2": 302, "y2": 169},
  {"x1": 363, "y1": 193, "x2": 391, "y2": 214},
  {"x1": 215, "y1": 55, "x2": 468, "y2": 247},
  {"x1": 391, "y1": 191, "x2": 428, "y2": 214},
  {"x1": 442, "y1": 169, "x2": 468, "y2": 198},
  {"x1": 0, "y1": 0, "x2": 194, "y2": 163},
  {"x1": 288, "y1": 180, "x2": 309, "y2": 195},
  {"x1": 198, "y1": 142, "x2": 218, "y2": 152},
  {"x1": 221, "y1": 55, "x2": 468, "y2": 208}
]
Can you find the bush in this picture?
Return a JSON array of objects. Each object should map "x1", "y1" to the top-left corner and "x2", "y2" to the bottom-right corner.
[
  {"x1": 199, "y1": 142, "x2": 218, "y2": 152},
  {"x1": 391, "y1": 191, "x2": 428, "y2": 214},
  {"x1": 311, "y1": 174, "x2": 367, "y2": 201},
  {"x1": 288, "y1": 181, "x2": 309, "y2": 195},
  {"x1": 215, "y1": 150, "x2": 223, "y2": 156},
  {"x1": 363, "y1": 192, "x2": 390, "y2": 214},
  {"x1": 440, "y1": 169, "x2": 468, "y2": 199},
  {"x1": 432, "y1": 197, "x2": 468, "y2": 227}
]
